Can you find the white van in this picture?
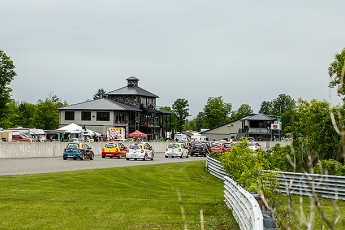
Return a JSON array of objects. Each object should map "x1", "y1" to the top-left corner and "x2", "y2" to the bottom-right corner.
[
  {"x1": 174, "y1": 133, "x2": 188, "y2": 142},
  {"x1": 191, "y1": 134, "x2": 206, "y2": 142}
]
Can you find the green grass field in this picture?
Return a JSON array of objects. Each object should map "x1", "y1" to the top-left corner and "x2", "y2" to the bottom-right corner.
[
  {"x1": 0, "y1": 161, "x2": 239, "y2": 230},
  {"x1": 274, "y1": 193, "x2": 345, "y2": 229}
]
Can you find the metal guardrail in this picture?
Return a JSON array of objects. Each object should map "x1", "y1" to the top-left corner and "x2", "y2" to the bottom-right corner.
[
  {"x1": 207, "y1": 156, "x2": 345, "y2": 200},
  {"x1": 270, "y1": 170, "x2": 345, "y2": 200},
  {"x1": 206, "y1": 156, "x2": 263, "y2": 230},
  {"x1": 206, "y1": 156, "x2": 345, "y2": 229},
  {"x1": 224, "y1": 176, "x2": 263, "y2": 230}
]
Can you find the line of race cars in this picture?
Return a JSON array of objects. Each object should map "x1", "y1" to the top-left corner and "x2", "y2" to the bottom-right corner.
[{"x1": 62, "y1": 139, "x2": 261, "y2": 161}]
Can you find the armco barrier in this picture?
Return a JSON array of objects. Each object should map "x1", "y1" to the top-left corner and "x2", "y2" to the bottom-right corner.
[
  {"x1": 207, "y1": 156, "x2": 345, "y2": 229},
  {"x1": 224, "y1": 176, "x2": 263, "y2": 230},
  {"x1": 207, "y1": 156, "x2": 345, "y2": 200},
  {"x1": 269, "y1": 170, "x2": 345, "y2": 200},
  {"x1": 206, "y1": 156, "x2": 264, "y2": 230}
]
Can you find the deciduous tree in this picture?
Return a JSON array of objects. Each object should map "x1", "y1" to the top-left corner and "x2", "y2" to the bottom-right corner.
[
  {"x1": 33, "y1": 98, "x2": 60, "y2": 130},
  {"x1": 203, "y1": 96, "x2": 231, "y2": 129},
  {"x1": 230, "y1": 104, "x2": 253, "y2": 121},
  {"x1": 18, "y1": 101, "x2": 37, "y2": 128},
  {"x1": 0, "y1": 50, "x2": 16, "y2": 124},
  {"x1": 172, "y1": 99, "x2": 190, "y2": 132},
  {"x1": 0, "y1": 100, "x2": 20, "y2": 128},
  {"x1": 328, "y1": 47, "x2": 345, "y2": 98},
  {"x1": 259, "y1": 101, "x2": 273, "y2": 114},
  {"x1": 292, "y1": 98, "x2": 341, "y2": 164}
]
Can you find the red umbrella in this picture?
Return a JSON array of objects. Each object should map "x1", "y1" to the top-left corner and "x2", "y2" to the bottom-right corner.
[{"x1": 127, "y1": 130, "x2": 148, "y2": 137}]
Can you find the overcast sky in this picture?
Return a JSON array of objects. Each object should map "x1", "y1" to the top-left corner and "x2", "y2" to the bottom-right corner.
[{"x1": 1, "y1": 1, "x2": 344, "y2": 118}]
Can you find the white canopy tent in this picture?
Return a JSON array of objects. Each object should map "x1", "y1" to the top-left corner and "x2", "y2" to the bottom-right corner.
[
  {"x1": 56, "y1": 123, "x2": 101, "y2": 142},
  {"x1": 56, "y1": 123, "x2": 83, "y2": 134}
]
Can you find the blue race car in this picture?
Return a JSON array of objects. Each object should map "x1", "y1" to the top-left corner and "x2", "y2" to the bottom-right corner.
[{"x1": 63, "y1": 142, "x2": 94, "y2": 160}]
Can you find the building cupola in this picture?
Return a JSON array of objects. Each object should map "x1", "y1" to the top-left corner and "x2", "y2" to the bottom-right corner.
[{"x1": 126, "y1": 76, "x2": 139, "y2": 87}]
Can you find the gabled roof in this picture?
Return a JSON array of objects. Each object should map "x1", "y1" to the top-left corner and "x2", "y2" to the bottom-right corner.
[
  {"x1": 57, "y1": 98, "x2": 141, "y2": 111},
  {"x1": 200, "y1": 119, "x2": 241, "y2": 134},
  {"x1": 240, "y1": 113, "x2": 276, "y2": 121},
  {"x1": 107, "y1": 86, "x2": 159, "y2": 98}
]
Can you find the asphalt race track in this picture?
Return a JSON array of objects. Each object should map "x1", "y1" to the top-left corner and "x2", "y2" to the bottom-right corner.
[{"x1": 0, "y1": 153, "x2": 206, "y2": 176}]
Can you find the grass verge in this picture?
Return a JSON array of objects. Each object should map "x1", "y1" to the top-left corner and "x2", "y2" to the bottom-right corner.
[
  {"x1": 273, "y1": 193, "x2": 345, "y2": 229},
  {"x1": 0, "y1": 161, "x2": 239, "y2": 230}
]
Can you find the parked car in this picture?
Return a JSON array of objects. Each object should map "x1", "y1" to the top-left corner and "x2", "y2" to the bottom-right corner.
[
  {"x1": 248, "y1": 142, "x2": 261, "y2": 151},
  {"x1": 164, "y1": 143, "x2": 189, "y2": 158},
  {"x1": 189, "y1": 142, "x2": 208, "y2": 157},
  {"x1": 126, "y1": 142, "x2": 154, "y2": 161},
  {"x1": 247, "y1": 137, "x2": 255, "y2": 142},
  {"x1": 209, "y1": 141, "x2": 233, "y2": 153},
  {"x1": 63, "y1": 142, "x2": 94, "y2": 160},
  {"x1": 11, "y1": 133, "x2": 32, "y2": 142},
  {"x1": 102, "y1": 142, "x2": 127, "y2": 158}
]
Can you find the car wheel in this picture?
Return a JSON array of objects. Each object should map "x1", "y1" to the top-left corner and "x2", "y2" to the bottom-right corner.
[
  {"x1": 73, "y1": 157, "x2": 77, "y2": 160},
  {"x1": 165, "y1": 156, "x2": 168, "y2": 158},
  {"x1": 102, "y1": 156, "x2": 105, "y2": 158},
  {"x1": 63, "y1": 157, "x2": 67, "y2": 160},
  {"x1": 126, "y1": 158, "x2": 129, "y2": 160},
  {"x1": 118, "y1": 155, "x2": 121, "y2": 159},
  {"x1": 186, "y1": 155, "x2": 189, "y2": 158},
  {"x1": 180, "y1": 154, "x2": 183, "y2": 158},
  {"x1": 90, "y1": 154, "x2": 94, "y2": 160},
  {"x1": 134, "y1": 158, "x2": 137, "y2": 160}
]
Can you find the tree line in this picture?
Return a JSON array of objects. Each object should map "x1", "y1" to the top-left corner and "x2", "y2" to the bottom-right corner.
[{"x1": 1, "y1": 48, "x2": 345, "y2": 163}]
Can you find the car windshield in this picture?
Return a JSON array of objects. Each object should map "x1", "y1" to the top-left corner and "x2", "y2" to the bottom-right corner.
[
  {"x1": 67, "y1": 144, "x2": 78, "y2": 148},
  {"x1": 224, "y1": 143, "x2": 232, "y2": 147},
  {"x1": 168, "y1": 144, "x2": 179, "y2": 148},
  {"x1": 193, "y1": 143, "x2": 203, "y2": 147},
  {"x1": 129, "y1": 145, "x2": 141, "y2": 150},
  {"x1": 106, "y1": 144, "x2": 116, "y2": 148}
]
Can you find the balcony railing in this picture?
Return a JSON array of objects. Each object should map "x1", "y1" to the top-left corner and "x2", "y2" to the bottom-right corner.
[
  {"x1": 114, "y1": 120, "x2": 128, "y2": 126},
  {"x1": 141, "y1": 121, "x2": 162, "y2": 127},
  {"x1": 140, "y1": 104, "x2": 160, "y2": 110},
  {"x1": 239, "y1": 128, "x2": 271, "y2": 134}
]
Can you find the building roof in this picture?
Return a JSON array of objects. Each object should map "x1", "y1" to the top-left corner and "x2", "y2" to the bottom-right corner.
[
  {"x1": 200, "y1": 120, "x2": 241, "y2": 134},
  {"x1": 57, "y1": 98, "x2": 141, "y2": 111},
  {"x1": 107, "y1": 86, "x2": 159, "y2": 98},
  {"x1": 157, "y1": 108, "x2": 174, "y2": 114},
  {"x1": 240, "y1": 113, "x2": 276, "y2": 121}
]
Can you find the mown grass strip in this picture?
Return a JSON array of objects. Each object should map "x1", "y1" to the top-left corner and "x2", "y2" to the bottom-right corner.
[{"x1": 0, "y1": 161, "x2": 239, "y2": 230}]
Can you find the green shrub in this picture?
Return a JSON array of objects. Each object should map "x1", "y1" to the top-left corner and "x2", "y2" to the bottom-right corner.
[
  {"x1": 314, "y1": 159, "x2": 345, "y2": 176},
  {"x1": 220, "y1": 139, "x2": 260, "y2": 191},
  {"x1": 265, "y1": 143, "x2": 296, "y2": 172}
]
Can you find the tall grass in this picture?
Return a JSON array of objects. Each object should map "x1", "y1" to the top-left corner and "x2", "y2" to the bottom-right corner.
[{"x1": 0, "y1": 161, "x2": 239, "y2": 230}]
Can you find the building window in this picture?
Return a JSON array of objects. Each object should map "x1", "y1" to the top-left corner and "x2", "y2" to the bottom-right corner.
[
  {"x1": 115, "y1": 113, "x2": 125, "y2": 124},
  {"x1": 81, "y1": 111, "x2": 91, "y2": 121},
  {"x1": 65, "y1": 111, "x2": 75, "y2": 120},
  {"x1": 97, "y1": 112, "x2": 110, "y2": 121}
]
